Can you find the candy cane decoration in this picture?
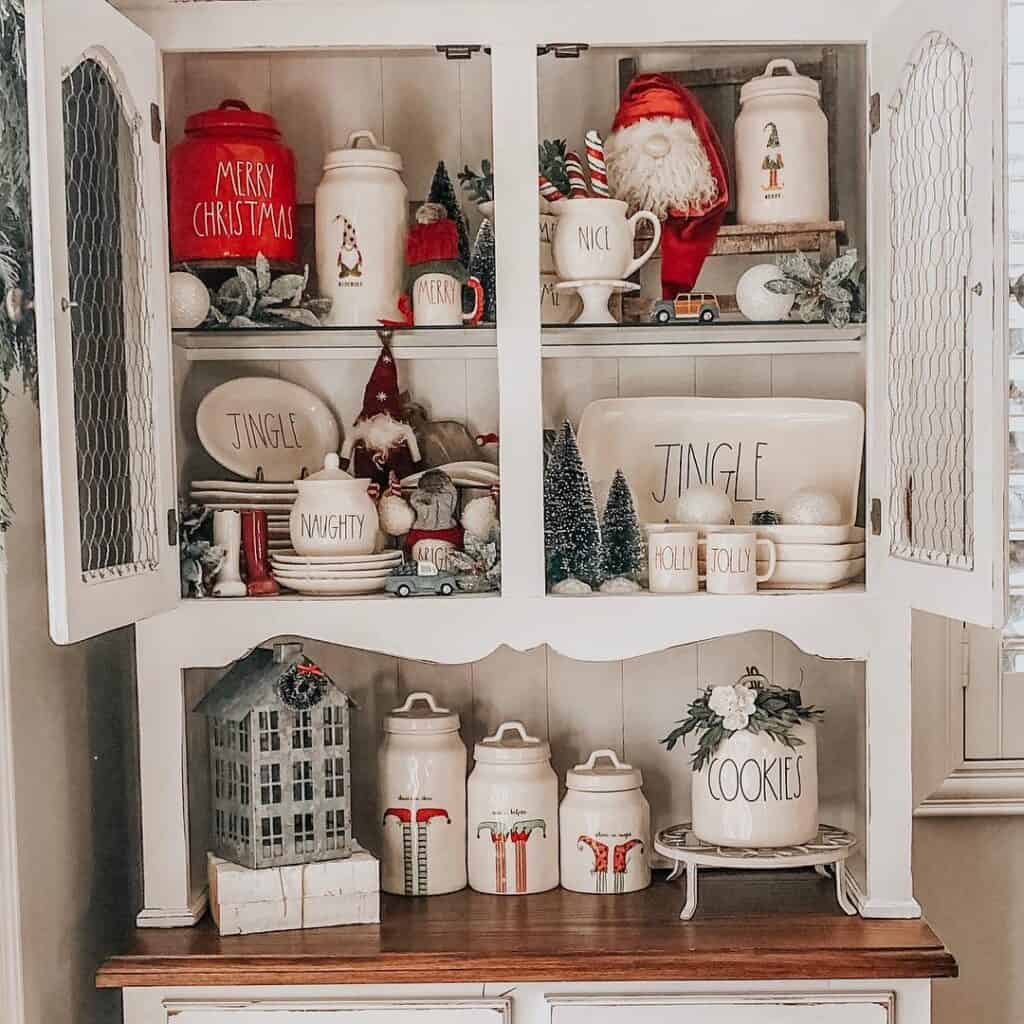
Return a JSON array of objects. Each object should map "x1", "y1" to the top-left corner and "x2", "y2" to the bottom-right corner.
[
  {"x1": 538, "y1": 174, "x2": 565, "y2": 204},
  {"x1": 584, "y1": 129, "x2": 609, "y2": 197},
  {"x1": 565, "y1": 152, "x2": 589, "y2": 198}
]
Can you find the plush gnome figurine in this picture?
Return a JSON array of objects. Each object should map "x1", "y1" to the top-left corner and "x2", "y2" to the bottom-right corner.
[
  {"x1": 605, "y1": 74, "x2": 730, "y2": 297},
  {"x1": 340, "y1": 341, "x2": 422, "y2": 489},
  {"x1": 384, "y1": 203, "x2": 483, "y2": 327}
]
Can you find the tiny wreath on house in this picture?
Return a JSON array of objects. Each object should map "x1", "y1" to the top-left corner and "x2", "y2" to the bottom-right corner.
[
  {"x1": 662, "y1": 666, "x2": 824, "y2": 772},
  {"x1": 277, "y1": 659, "x2": 329, "y2": 710}
]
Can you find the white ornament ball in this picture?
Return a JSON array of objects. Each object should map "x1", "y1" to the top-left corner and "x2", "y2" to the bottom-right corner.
[
  {"x1": 676, "y1": 484, "x2": 735, "y2": 526},
  {"x1": 735, "y1": 264, "x2": 796, "y2": 322},
  {"x1": 378, "y1": 493, "x2": 416, "y2": 536},
  {"x1": 461, "y1": 495, "x2": 498, "y2": 541},
  {"x1": 169, "y1": 271, "x2": 210, "y2": 329},
  {"x1": 782, "y1": 488, "x2": 843, "y2": 526}
]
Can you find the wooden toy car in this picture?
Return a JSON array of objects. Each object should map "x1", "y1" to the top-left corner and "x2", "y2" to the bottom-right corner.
[{"x1": 651, "y1": 292, "x2": 721, "y2": 324}]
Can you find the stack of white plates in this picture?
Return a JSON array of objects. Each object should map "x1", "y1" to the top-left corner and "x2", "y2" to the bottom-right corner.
[
  {"x1": 269, "y1": 549, "x2": 404, "y2": 596},
  {"x1": 190, "y1": 479, "x2": 297, "y2": 550},
  {"x1": 698, "y1": 524, "x2": 866, "y2": 590}
]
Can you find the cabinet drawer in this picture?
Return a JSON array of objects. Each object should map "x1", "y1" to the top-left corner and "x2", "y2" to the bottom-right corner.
[
  {"x1": 549, "y1": 995, "x2": 893, "y2": 1024},
  {"x1": 167, "y1": 999, "x2": 510, "y2": 1024}
]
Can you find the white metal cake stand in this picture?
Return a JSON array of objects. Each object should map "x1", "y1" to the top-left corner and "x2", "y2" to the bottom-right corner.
[
  {"x1": 654, "y1": 822, "x2": 858, "y2": 920},
  {"x1": 555, "y1": 279, "x2": 639, "y2": 324}
]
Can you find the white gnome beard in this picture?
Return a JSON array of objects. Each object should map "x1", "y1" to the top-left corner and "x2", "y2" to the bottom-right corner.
[
  {"x1": 349, "y1": 413, "x2": 414, "y2": 457},
  {"x1": 605, "y1": 116, "x2": 719, "y2": 220}
]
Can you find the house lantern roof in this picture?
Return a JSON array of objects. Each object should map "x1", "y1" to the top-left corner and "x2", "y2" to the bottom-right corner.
[{"x1": 194, "y1": 642, "x2": 353, "y2": 720}]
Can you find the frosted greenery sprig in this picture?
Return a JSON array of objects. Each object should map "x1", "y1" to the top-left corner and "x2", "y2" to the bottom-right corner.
[{"x1": 662, "y1": 666, "x2": 824, "y2": 772}]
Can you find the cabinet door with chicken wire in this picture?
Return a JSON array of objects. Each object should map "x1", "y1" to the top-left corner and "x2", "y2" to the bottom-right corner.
[
  {"x1": 26, "y1": 0, "x2": 177, "y2": 643},
  {"x1": 869, "y1": 0, "x2": 1006, "y2": 628}
]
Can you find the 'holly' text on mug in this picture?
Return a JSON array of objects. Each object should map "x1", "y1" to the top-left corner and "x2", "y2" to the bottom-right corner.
[{"x1": 654, "y1": 543, "x2": 696, "y2": 573}]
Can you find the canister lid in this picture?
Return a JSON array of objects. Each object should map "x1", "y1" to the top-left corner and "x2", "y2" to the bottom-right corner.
[
  {"x1": 384, "y1": 691, "x2": 461, "y2": 734},
  {"x1": 324, "y1": 130, "x2": 403, "y2": 172},
  {"x1": 565, "y1": 749, "x2": 643, "y2": 792},
  {"x1": 185, "y1": 99, "x2": 281, "y2": 137},
  {"x1": 474, "y1": 721, "x2": 551, "y2": 764},
  {"x1": 740, "y1": 58, "x2": 821, "y2": 103},
  {"x1": 298, "y1": 453, "x2": 354, "y2": 484}
]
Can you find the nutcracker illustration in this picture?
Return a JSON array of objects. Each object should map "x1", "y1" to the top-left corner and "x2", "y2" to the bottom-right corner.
[
  {"x1": 761, "y1": 121, "x2": 784, "y2": 195},
  {"x1": 384, "y1": 806, "x2": 452, "y2": 896},
  {"x1": 335, "y1": 214, "x2": 363, "y2": 280},
  {"x1": 476, "y1": 821, "x2": 507, "y2": 893},
  {"x1": 509, "y1": 819, "x2": 546, "y2": 893},
  {"x1": 578, "y1": 835, "x2": 610, "y2": 893},
  {"x1": 613, "y1": 838, "x2": 644, "y2": 894}
]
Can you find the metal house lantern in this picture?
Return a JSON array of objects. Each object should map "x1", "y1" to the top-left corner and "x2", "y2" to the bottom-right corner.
[{"x1": 196, "y1": 642, "x2": 354, "y2": 870}]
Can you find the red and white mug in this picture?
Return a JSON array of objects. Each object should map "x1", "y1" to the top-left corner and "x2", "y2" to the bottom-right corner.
[{"x1": 413, "y1": 273, "x2": 484, "y2": 327}]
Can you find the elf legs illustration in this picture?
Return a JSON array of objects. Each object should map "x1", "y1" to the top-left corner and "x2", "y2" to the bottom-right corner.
[
  {"x1": 385, "y1": 807, "x2": 451, "y2": 896},
  {"x1": 613, "y1": 838, "x2": 644, "y2": 894},
  {"x1": 383, "y1": 808, "x2": 414, "y2": 895},
  {"x1": 509, "y1": 819, "x2": 546, "y2": 893},
  {"x1": 578, "y1": 835, "x2": 610, "y2": 893},
  {"x1": 477, "y1": 821, "x2": 507, "y2": 893}
]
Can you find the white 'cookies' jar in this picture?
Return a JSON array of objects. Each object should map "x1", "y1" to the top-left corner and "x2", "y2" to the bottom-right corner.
[
  {"x1": 559, "y1": 749, "x2": 651, "y2": 895},
  {"x1": 315, "y1": 130, "x2": 407, "y2": 325},
  {"x1": 378, "y1": 692, "x2": 467, "y2": 896},
  {"x1": 467, "y1": 721, "x2": 558, "y2": 895},
  {"x1": 735, "y1": 58, "x2": 829, "y2": 225}
]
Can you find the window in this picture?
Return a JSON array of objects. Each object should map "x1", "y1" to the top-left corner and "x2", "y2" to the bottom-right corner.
[
  {"x1": 213, "y1": 758, "x2": 224, "y2": 800},
  {"x1": 324, "y1": 756, "x2": 345, "y2": 799},
  {"x1": 239, "y1": 765, "x2": 250, "y2": 806},
  {"x1": 227, "y1": 813, "x2": 238, "y2": 843},
  {"x1": 259, "y1": 762, "x2": 282, "y2": 805},
  {"x1": 325, "y1": 808, "x2": 346, "y2": 851},
  {"x1": 226, "y1": 720, "x2": 238, "y2": 751},
  {"x1": 212, "y1": 720, "x2": 223, "y2": 748},
  {"x1": 215, "y1": 808, "x2": 226, "y2": 840},
  {"x1": 292, "y1": 709, "x2": 313, "y2": 750},
  {"x1": 294, "y1": 812, "x2": 315, "y2": 855},
  {"x1": 260, "y1": 815, "x2": 283, "y2": 858},
  {"x1": 292, "y1": 761, "x2": 314, "y2": 802},
  {"x1": 240, "y1": 816, "x2": 251, "y2": 850},
  {"x1": 227, "y1": 761, "x2": 238, "y2": 802},
  {"x1": 239, "y1": 717, "x2": 250, "y2": 754},
  {"x1": 323, "y1": 706, "x2": 345, "y2": 747},
  {"x1": 258, "y1": 710, "x2": 281, "y2": 752}
]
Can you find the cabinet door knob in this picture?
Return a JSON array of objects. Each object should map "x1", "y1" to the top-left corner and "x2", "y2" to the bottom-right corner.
[
  {"x1": 60, "y1": 297, "x2": 78, "y2": 313},
  {"x1": 1010, "y1": 274, "x2": 1024, "y2": 307},
  {"x1": 3, "y1": 287, "x2": 33, "y2": 325}
]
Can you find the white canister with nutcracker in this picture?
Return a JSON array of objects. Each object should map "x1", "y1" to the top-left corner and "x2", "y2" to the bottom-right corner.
[
  {"x1": 467, "y1": 721, "x2": 558, "y2": 895},
  {"x1": 735, "y1": 58, "x2": 829, "y2": 225},
  {"x1": 559, "y1": 749, "x2": 651, "y2": 895},
  {"x1": 379, "y1": 692, "x2": 467, "y2": 897},
  {"x1": 315, "y1": 130, "x2": 407, "y2": 325}
]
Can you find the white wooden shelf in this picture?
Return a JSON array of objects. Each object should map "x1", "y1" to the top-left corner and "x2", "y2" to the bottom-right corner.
[
  {"x1": 541, "y1": 323, "x2": 864, "y2": 358},
  {"x1": 171, "y1": 327, "x2": 498, "y2": 361},
  {"x1": 153, "y1": 584, "x2": 872, "y2": 668}
]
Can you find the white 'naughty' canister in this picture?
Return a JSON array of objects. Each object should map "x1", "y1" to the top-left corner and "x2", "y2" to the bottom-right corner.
[
  {"x1": 691, "y1": 721, "x2": 819, "y2": 848},
  {"x1": 378, "y1": 692, "x2": 467, "y2": 896},
  {"x1": 560, "y1": 749, "x2": 651, "y2": 895},
  {"x1": 315, "y1": 130, "x2": 407, "y2": 325},
  {"x1": 735, "y1": 58, "x2": 829, "y2": 225},
  {"x1": 467, "y1": 721, "x2": 558, "y2": 895}
]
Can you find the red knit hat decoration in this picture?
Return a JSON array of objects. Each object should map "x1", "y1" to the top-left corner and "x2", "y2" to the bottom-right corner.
[
  {"x1": 405, "y1": 203, "x2": 467, "y2": 285},
  {"x1": 357, "y1": 339, "x2": 403, "y2": 422},
  {"x1": 608, "y1": 74, "x2": 729, "y2": 297}
]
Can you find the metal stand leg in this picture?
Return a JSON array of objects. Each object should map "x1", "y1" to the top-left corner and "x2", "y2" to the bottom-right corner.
[
  {"x1": 666, "y1": 860, "x2": 685, "y2": 882},
  {"x1": 679, "y1": 862, "x2": 699, "y2": 920},
  {"x1": 814, "y1": 864, "x2": 831, "y2": 878},
  {"x1": 834, "y1": 859, "x2": 857, "y2": 915}
]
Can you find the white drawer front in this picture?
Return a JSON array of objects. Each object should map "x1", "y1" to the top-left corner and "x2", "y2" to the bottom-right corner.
[
  {"x1": 549, "y1": 995, "x2": 893, "y2": 1024},
  {"x1": 167, "y1": 999, "x2": 510, "y2": 1024}
]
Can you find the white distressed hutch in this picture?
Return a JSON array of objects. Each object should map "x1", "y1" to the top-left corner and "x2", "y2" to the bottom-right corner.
[{"x1": 20, "y1": 0, "x2": 1011, "y2": 1020}]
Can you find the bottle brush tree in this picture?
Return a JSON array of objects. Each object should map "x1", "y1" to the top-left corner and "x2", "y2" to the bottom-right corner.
[
  {"x1": 543, "y1": 420, "x2": 603, "y2": 588},
  {"x1": 601, "y1": 469, "x2": 643, "y2": 581},
  {"x1": 468, "y1": 218, "x2": 496, "y2": 322},
  {"x1": 428, "y1": 160, "x2": 470, "y2": 267}
]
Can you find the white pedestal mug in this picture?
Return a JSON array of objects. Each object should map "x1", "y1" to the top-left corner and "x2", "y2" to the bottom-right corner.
[
  {"x1": 704, "y1": 532, "x2": 776, "y2": 594},
  {"x1": 551, "y1": 198, "x2": 661, "y2": 281},
  {"x1": 646, "y1": 526, "x2": 705, "y2": 593}
]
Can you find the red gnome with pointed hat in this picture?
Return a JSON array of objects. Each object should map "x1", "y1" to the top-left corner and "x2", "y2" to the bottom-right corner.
[
  {"x1": 605, "y1": 74, "x2": 729, "y2": 298},
  {"x1": 340, "y1": 341, "x2": 422, "y2": 489}
]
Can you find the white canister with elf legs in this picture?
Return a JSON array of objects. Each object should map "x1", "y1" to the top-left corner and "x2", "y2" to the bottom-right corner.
[{"x1": 677, "y1": 668, "x2": 821, "y2": 848}]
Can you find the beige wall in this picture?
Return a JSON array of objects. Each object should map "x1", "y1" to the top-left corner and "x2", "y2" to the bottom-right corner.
[{"x1": 5, "y1": 382, "x2": 140, "y2": 1024}]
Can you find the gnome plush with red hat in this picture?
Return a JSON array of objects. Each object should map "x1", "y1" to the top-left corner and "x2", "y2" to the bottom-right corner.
[
  {"x1": 341, "y1": 341, "x2": 422, "y2": 491},
  {"x1": 605, "y1": 74, "x2": 729, "y2": 297}
]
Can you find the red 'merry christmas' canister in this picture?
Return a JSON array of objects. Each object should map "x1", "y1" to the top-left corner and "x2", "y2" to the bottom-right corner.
[{"x1": 169, "y1": 99, "x2": 298, "y2": 267}]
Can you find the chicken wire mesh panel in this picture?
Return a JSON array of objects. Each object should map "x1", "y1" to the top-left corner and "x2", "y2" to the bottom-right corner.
[
  {"x1": 887, "y1": 32, "x2": 974, "y2": 570},
  {"x1": 62, "y1": 56, "x2": 159, "y2": 581}
]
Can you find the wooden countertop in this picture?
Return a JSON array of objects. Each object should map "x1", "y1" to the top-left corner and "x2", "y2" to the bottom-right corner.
[{"x1": 97, "y1": 871, "x2": 956, "y2": 988}]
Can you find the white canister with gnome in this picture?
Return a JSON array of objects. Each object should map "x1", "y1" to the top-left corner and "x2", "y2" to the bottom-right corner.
[{"x1": 662, "y1": 666, "x2": 823, "y2": 848}]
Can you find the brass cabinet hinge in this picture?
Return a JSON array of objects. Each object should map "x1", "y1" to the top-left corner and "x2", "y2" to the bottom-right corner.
[
  {"x1": 960, "y1": 623, "x2": 970, "y2": 690},
  {"x1": 436, "y1": 45, "x2": 482, "y2": 60},
  {"x1": 167, "y1": 508, "x2": 178, "y2": 548},
  {"x1": 869, "y1": 92, "x2": 880, "y2": 136},
  {"x1": 538, "y1": 43, "x2": 589, "y2": 59},
  {"x1": 150, "y1": 102, "x2": 162, "y2": 144},
  {"x1": 870, "y1": 498, "x2": 882, "y2": 536}
]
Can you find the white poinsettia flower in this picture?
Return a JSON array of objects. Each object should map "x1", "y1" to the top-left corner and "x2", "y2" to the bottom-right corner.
[
  {"x1": 733, "y1": 684, "x2": 757, "y2": 715},
  {"x1": 723, "y1": 710, "x2": 750, "y2": 731},
  {"x1": 708, "y1": 685, "x2": 739, "y2": 717}
]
